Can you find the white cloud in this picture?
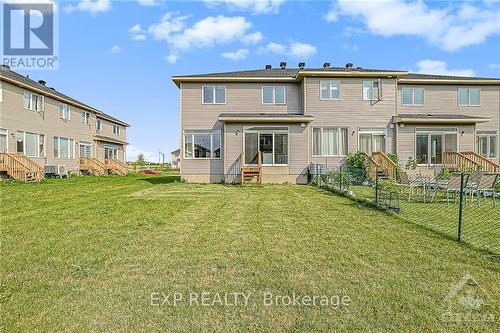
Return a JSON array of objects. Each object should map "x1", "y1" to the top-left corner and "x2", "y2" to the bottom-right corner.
[
  {"x1": 129, "y1": 24, "x2": 147, "y2": 41},
  {"x1": 289, "y1": 42, "x2": 317, "y2": 58},
  {"x1": 127, "y1": 146, "x2": 157, "y2": 163},
  {"x1": 107, "y1": 45, "x2": 122, "y2": 54},
  {"x1": 221, "y1": 48, "x2": 249, "y2": 61},
  {"x1": 241, "y1": 31, "x2": 263, "y2": 44},
  {"x1": 204, "y1": 0, "x2": 285, "y2": 14},
  {"x1": 328, "y1": 0, "x2": 500, "y2": 52},
  {"x1": 165, "y1": 53, "x2": 178, "y2": 64},
  {"x1": 65, "y1": 0, "x2": 111, "y2": 14},
  {"x1": 259, "y1": 41, "x2": 317, "y2": 59},
  {"x1": 416, "y1": 60, "x2": 475, "y2": 77},
  {"x1": 148, "y1": 12, "x2": 188, "y2": 41},
  {"x1": 137, "y1": 0, "x2": 162, "y2": 6},
  {"x1": 324, "y1": 9, "x2": 338, "y2": 22}
]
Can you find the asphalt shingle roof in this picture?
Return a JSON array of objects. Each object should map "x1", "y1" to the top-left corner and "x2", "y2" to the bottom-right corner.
[
  {"x1": 396, "y1": 114, "x2": 490, "y2": 120},
  {"x1": 403, "y1": 73, "x2": 500, "y2": 81}
]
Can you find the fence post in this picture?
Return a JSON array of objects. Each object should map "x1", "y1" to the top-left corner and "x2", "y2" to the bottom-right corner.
[
  {"x1": 316, "y1": 164, "x2": 319, "y2": 187},
  {"x1": 457, "y1": 172, "x2": 465, "y2": 242},
  {"x1": 339, "y1": 166, "x2": 343, "y2": 192},
  {"x1": 375, "y1": 167, "x2": 379, "y2": 205}
]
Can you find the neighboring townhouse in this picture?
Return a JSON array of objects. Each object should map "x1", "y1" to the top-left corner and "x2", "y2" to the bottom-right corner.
[
  {"x1": 171, "y1": 148, "x2": 181, "y2": 170},
  {"x1": 173, "y1": 63, "x2": 500, "y2": 184},
  {"x1": 0, "y1": 65, "x2": 129, "y2": 180}
]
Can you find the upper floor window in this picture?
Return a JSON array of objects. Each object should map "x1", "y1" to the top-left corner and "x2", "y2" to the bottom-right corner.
[
  {"x1": 458, "y1": 88, "x2": 480, "y2": 106},
  {"x1": 184, "y1": 130, "x2": 221, "y2": 159},
  {"x1": 402, "y1": 87, "x2": 424, "y2": 106},
  {"x1": 262, "y1": 86, "x2": 286, "y2": 104},
  {"x1": 16, "y1": 131, "x2": 45, "y2": 157},
  {"x1": 81, "y1": 111, "x2": 90, "y2": 125},
  {"x1": 112, "y1": 124, "x2": 120, "y2": 135},
  {"x1": 23, "y1": 91, "x2": 44, "y2": 111},
  {"x1": 363, "y1": 80, "x2": 382, "y2": 101},
  {"x1": 312, "y1": 127, "x2": 349, "y2": 156},
  {"x1": 320, "y1": 80, "x2": 340, "y2": 100},
  {"x1": 58, "y1": 103, "x2": 70, "y2": 120},
  {"x1": 202, "y1": 86, "x2": 225, "y2": 104},
  {"x1": 54, "y1": 136, "x2": 75, "y2": 159},
  {"x1": 96, "y1": 119, "x2": 102, "y2": 132}
]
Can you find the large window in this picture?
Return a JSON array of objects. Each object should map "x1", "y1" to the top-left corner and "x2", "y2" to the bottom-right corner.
[
  {"x1": 184, "y1": 130, "x2": 221, "y2": 159},
  {"x1": 477, "y1": 131, "x2": 497, "y2": 159},
  {"x1": 81, "y1": 111, "x2": 90, "y2": 125},
  {"x1": 79, "y1": 141, "x2": 92, "y2": 158},
  {"x1": 54, "y1": 136, "x2": 75, "y2": 159},
  {"x1": 262, "y1": 86, "x2": 286, "y2": 104},
  {"x1": 58, "y1": 103, "x2": 70, "y2": 120},
  {"x1": 23, "y1": 91, "x2": 44, "y2": 111},
  {"x1": 363, "y1": 80, "x2": 382, "y2": 101},
  {"x1": 312, "y1": 127, "x2": 348, "y2": 156},
  {"x1": 16, "y1": 131, "x2": 45, "y2": 157},
  {"x1": 202, "y1": 86, "x2": 225, "y2": 104},
  {"x1": 402, "y1": 87, "x2": 424, "y2": 106},
  {"x1": 244, "y1": 127, "x2": 288, "y2": 165},
  {"x1": 358, "y1": 129, "x2": 386, "y2": 154},
  {"x1": 0, "y1": 128, "x2": 7, "y2": 152},
  {"x1": 458, "y1": 88, "x2": 480, "y2": 106},
  {"x1": 320, "y1": 80, "x2": 340, "y2": 100},
  {"x1": 415, "y1": 129, "x2": 458, "y2": 165}
]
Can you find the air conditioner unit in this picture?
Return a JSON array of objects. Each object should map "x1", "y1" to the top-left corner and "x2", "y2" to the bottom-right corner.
[
  {"x1": 57, "y1": 165, "x2": 68, "y2": 177},
  {"x1": 44, "y1": 165, "x2": 68, "y2": 178}
]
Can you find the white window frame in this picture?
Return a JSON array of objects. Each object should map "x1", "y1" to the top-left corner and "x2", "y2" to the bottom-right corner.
[
  {"x1": 458, "y1": 87, "x2": 480, "y2": 106},
  {"x1": 476, "y1": 131, "x2": 497, "y2": 159},
  {"x1": 415, "y1": 128, "x2": 459, "y2": 166},
  {"x1": 96, "y1": 119, "x2": 102, "y2": 132},
  {"x1": 81, "y1": 111, "x2": 90, "y2": 125},
  {"x1": 0, "y1": 128, "x2": 7, "y2": 153},
  {"x1": 183, "y1": 130, "x2": 222, "y2": 160},
  {"x1": 23, "y1": 91, "x2": 45, "y2": 112},
  {"x1": 261, "y1": 86, "x2": 287, "y2": 105},
  {"x1": 319, "y1": 80, "x2": 340, "y2": 100},
  {"x1": 358, "y1": 129, "x2": 387, "y2": 154},
  {"x1": 112, "y1": 124, "x2": 120, "y2": 135},
  {"x1": 54, "y1": 136, "x2": 75, "y2": 159},
  {"x1": 79, "y1": 141, "x2": 93, "y2": 158},
  {"x1": 243, "y1": 126, "x2": 289, "y2": 166},
  {"x1": 312, "y1": 127, "x2": 349, "y2": 157},
  {"x1": 58, "y1": 103, "x2": 70, "y2": 120},
  {"x1": 202, "y1": 86, "x2": 226, "y2": 105},
  {"x1": 401, "y1": 87, "x2": 424, "y2": 106},
  {"x1": 362, "y1": 80, "x2": 382, "y2": 101},
  {"x1": 16, "y1": 131, "x2": 45, "y2": 158}
]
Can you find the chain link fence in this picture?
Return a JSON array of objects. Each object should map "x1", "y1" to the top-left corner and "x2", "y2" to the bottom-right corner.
[{"x1": 312, "y1": 164, "x2": 499, "y2": 255}]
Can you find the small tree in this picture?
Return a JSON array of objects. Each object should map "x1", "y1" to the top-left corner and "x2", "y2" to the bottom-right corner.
[{"x1": 136, "y1": 153, "x2": 146, "y2": 168}]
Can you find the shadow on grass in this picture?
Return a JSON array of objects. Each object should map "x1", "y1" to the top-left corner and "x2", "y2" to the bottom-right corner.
[{"x1": 138, "y1": 176, "x2": 181, "y2": 185}]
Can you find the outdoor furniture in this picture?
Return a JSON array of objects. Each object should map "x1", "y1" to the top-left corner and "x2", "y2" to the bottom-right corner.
[
  {"x1": 465, "y1": 170, "x2": 483, "y2": 204},
  {"x1": 471, "y1": 173, "x2": 498, "y2": 207},
  {"x1": 398, "y1": 170, "x2": 420, "y2": 202},
  {"x1": 443, "y1": 173, "x2": 465, "y2": 205}
]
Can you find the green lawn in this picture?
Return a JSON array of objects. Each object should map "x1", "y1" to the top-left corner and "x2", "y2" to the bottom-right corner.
[{"x1": 1, "y1": 175, "x2": 499, "y2": 332}]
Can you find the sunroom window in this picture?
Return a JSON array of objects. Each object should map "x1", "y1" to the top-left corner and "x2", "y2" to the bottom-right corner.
[
  {"x1": 184, "y1": 130, "x2": 221, "y2": 159},
  {"x1": 477, "y1": 131, "x2": 497, "y2": 159}
]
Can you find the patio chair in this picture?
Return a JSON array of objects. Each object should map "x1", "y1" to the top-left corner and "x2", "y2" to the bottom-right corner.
[
  {"x1": 444, "y1": 173, "x2": 465, "y2": 205},
  {"x1": 472, "y1": 173, "x2": 498, "y2": 207},
  {"x1": 398, "y1": 170, "x2": 420, "y2": 202},
  {"x1": 465, "y1": 170, "x2": 483, "y2": 204}
]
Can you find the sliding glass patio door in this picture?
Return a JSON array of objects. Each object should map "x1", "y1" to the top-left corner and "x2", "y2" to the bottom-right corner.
[
  {"x1": 244, "y1": 127, "x2": 288, "y2": 166},
  {"x1": 416, "y1": 129, "x2": 457, "y2": 166}
]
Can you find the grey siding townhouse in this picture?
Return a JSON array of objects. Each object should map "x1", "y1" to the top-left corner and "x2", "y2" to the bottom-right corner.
[
  {"x1": 173, "y1": 63, "x2": 499, "y2": 184},
  {"x1": 0, "y1": 65, "x2": 129, "y2": 179}
]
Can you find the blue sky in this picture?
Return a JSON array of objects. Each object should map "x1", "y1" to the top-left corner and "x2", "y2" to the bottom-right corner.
[{"x1": 15, "y1": 0, "x2": 500, "y2": 162}]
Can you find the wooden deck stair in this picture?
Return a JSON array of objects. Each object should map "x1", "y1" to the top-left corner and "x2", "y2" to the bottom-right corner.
[
  {"x1": 0, "y1": 153, "x2": 44, "y2": 182},
  {"x1": 105, "y1": 158, "x2": 128, "y2": 175},
  {"x1": 79, "y1": 157, "x2": 107, "y2": 176},
  {"x1": 443, "y1": 152, "x2": 481, "y2": 172},
  {"x1": 460, "y1": 151, "x2": 499, "y2": 173},
  {"x1": 371, "y1": 151, "x2": 398, "y2": 181},
  {"x1": 240, "y1": 152, "x2": 262, "y2": 185}
]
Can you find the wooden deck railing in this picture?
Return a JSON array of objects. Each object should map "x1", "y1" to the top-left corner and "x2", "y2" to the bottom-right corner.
[
  {"x1": 372, "y1": 151, "x2": 398, "y2": 180},
  {"x1": 80, "y1": 157, "x2": 107, "y2": 176},
  {"x1": 105, "y1": 159, "x2": 128, "y2": 175},
  {"x1": 443, "y1": 152, "x2": 481, "y2": 172},
  {"x1": 360, "y1": 152, "x2": 380, "y2": 181},
  {"x1": 0, "y1": 153, "x2": 44, "y2": 181},
  {"x1": 460, "y1": 151, "x2": 499, "y2": 173}
]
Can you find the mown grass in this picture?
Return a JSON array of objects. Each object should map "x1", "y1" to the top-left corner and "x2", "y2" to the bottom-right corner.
[{"x1": 1, "y1": 175, "x2": 499, "y2": 332}]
